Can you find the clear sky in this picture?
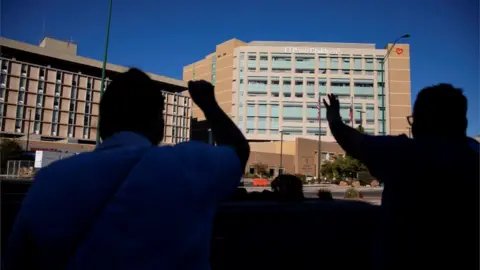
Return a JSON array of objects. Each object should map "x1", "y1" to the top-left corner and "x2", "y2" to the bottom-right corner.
[{"x1": 2, "y1": 0, "x2": 479, "y2": 136}]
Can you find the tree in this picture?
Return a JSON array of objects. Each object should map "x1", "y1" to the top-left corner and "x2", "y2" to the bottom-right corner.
[
  {"x1": 320, "y1": 160, "x2": 334, "y2": 180},
  {"x1": 0, "y1": 139, "x2": 23, "y2": 173},
  {"x1": 320, "y1": 154, "x2": 368, "y2": 183},
  {"x1": 342, "y1": 125, "x2": 369, "y2": 179},
  {"x1": 251, "y1": 162, "x2": 268, "y2": 177}
]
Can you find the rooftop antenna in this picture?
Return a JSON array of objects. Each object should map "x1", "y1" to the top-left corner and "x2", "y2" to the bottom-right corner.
[
  {"x1": 67, "y1": 36, "x2": 76, "y2": 46},
  {"x1": 41, "y1": 16, "x2": 46, "y2": 43}
]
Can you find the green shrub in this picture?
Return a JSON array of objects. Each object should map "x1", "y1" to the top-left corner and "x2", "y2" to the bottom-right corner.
[{"x1": 344, "y1": 187, "x2": 361, "y2": 199}]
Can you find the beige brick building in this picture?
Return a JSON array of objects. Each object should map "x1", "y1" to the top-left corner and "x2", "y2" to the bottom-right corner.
[{"x1": 0, "y1": 37, "x2": 191, "y2": 150}]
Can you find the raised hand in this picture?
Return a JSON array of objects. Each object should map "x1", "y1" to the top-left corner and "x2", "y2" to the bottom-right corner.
[
  {"x1": 188, "y1": 80, "x2": 217, "y2": 110},
  {"x1": 323, "y1": 94, "x2": 342, "y2": 124}
]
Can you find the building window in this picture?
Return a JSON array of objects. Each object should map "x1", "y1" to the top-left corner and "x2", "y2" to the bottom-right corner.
[
  {"x1": 51, "y1": 123, "x2": 57, "y2": 135},
  {"x1": 15, "y1": 119, "x2": 22, "y2": 130},
  {"x1": 21, "y1": 64, "x2": 28, "y2": 76},
  {"x1": 1, "y1": 60, "x2": 8, "y2": 71}
]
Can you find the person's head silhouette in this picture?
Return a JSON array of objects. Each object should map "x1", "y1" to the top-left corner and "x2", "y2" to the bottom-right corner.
[
  {"x1": 271, "y1": 174, "x2": 304, "y2": 201},
  {"x1": 99, "y1": 68, "x2": 165, "y2": 145},
  {"x1": 409, "y1": 84, "x2": 467, "y2": 140}
]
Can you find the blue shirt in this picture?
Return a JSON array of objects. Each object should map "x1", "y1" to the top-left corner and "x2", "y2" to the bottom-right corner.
[{"x1": 4, "y1": 132, "x2": 242, "y2": 270}]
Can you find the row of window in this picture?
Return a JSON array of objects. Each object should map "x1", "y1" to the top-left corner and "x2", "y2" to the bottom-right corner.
[
  {"x1": 238, "y1": 105, "x2": 376, "y2": 118},
  {"x1": 242, "y1": 53, "x2": 385, "y2": 61},
  {"x1": 237, "y1": 115, "x2": 377, "y2": 126},
  {"x1": 238, "y1": 124, "x2": 377, "y2": 136},
  {"x1": 241, "y1": 78, "x2": 380, "y2": 86},
  {"x1": 240, "y1": 67, "x2": 383, "y2": 75},
  {"x1": 1, "y1": 116, "x2": 190, "y2": 140},
  {"x1": 240, "y1": 53, "x2": 386, "y2": 70},
  {"x1": 0, "y1": 59, "x2": 190, "y2": 106}
]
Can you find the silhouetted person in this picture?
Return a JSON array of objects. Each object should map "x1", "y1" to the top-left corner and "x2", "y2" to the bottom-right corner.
[
  {"x1": 323, "y1": 84, "x2": 479, "y2": 270},
  {"x1": 261, "y1": 189, "x2": 275, "y2": 201},
  {"x1": 271, "y1": 174, "x2": 304, "y2": 202},
  {"x1": 317, "y1": 189, "x2": 334, "y2": 201},
  {"x1": 230, "y1": 187, "x2": 248, "y2": 201},
  {"x1": 4, "y1": 72, "x2": 250, "y2": 270},
  {"x1": 248, "y1": 191, "x2": 263, "y2": 201}
]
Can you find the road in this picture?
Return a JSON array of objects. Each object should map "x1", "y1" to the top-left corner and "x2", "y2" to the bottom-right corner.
[{"x1": 244, "y1": 186, "x2": 384, "y2": 204}]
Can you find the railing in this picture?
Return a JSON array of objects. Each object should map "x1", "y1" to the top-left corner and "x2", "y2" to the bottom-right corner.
[{"x1": 6, "y1": 160, "x2": 35, "y2": 178}]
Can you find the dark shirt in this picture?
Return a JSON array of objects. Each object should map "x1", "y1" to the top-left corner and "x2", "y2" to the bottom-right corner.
[
  {"x1": 359, "y1": 135, "x2": 479, "y2": 269},
  {"x1": 4, "y1": 132, "x2": 242, "y2": 270}
]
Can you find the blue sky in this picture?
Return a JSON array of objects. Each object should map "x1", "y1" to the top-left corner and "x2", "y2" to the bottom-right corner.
[{"x1": 2, "y1": 0, "x2": 479, "y2": 135}]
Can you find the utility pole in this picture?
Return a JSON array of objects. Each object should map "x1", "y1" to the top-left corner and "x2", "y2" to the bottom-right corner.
[
  {"x1": 95, "y1": 0, "x2": 113, "y2": 146},
  {"x1": 279, "y1": 130, "x2": 284, "y2": 175}
]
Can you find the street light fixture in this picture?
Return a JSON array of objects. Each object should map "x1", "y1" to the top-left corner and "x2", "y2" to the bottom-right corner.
[
  {"x1": 95, "y1": 0, "x2": 113, "y2": 146},
  {"x1": 379, "y1": 34, "x2": 410, "y2": 136}
]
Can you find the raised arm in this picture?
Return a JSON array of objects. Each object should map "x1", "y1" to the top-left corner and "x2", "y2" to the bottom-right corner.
[
  {"x1": 323, "y1": 94, "x2": 409, "y2": 177},
  {"x1": 323, "y1": 94, "x2": 369, "y2": 161},
  {"x1": 188, "y1": 80, "x2": 250, "y2": 171}
]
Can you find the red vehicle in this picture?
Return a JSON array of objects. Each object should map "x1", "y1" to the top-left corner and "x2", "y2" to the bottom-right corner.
[{"x1": 252, "y1": 178, "x2": 269, "y2": 186}]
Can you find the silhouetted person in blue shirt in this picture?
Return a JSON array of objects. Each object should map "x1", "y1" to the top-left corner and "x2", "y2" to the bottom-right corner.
[
  {"x1": 4, "y1": 69, "x2": 250, "y2": 270},
  {"x1": 323, "y1": 84, "x2": 479, "y2": 270}
]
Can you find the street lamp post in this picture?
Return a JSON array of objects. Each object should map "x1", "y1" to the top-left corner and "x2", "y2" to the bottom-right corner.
[
  {"x1": 317, "y1": 97, "x2": 322, "y2": 181},
  {"x1": 279, "y1": 130, "x2": 284, "y2": 175},
  {"x1": 208, "y1": 128, "x2": 213, "y2": 145},
  {"x1": 380, "y1": 34, "x2": 410, "y2": 135},
  {"x1": 26, "y1": 109, "x2": 32, "y2": 151},
  {"x1": 95, "y1": 0, "x2": 113, "y2": 146},
  {"x1": 356, "y1": 109, "x2": 365, "y2": 129}
]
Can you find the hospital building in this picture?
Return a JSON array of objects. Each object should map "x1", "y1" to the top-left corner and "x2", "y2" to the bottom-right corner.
[{"x1": 184, "y1": 39, "x2": 411, "y2": 176}]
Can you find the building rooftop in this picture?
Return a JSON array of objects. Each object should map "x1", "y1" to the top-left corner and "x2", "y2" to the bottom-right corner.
[
  {"x1": 0, "y1": 37, "x2": 187, "y2": 90},
  {"x1": 248, "y1": 41, "x2": 377, "y2": 49}
]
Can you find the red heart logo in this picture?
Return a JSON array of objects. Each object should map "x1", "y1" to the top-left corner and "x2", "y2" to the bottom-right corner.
[{"x1": 396, "y1": 48, "x2": 404, "y2": 55}]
